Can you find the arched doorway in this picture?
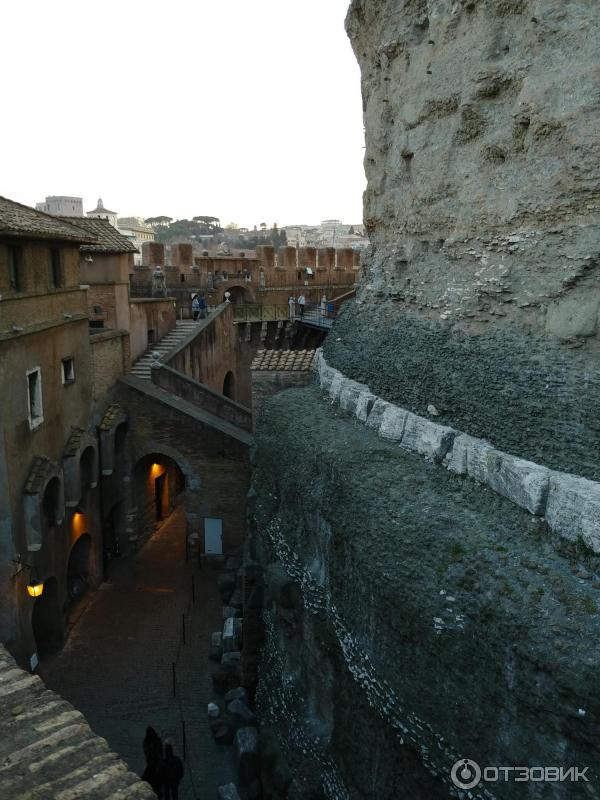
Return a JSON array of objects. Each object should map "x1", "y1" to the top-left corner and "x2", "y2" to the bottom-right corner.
[
  {"x1": 226, "y1": 285, "x2": 248, "y2": 304},
  {"x1": 133, "y1": 453, "x2": 185, "y2": 537},
  {"x1": 31, "y1": 577, "x2": 63, "y2": 658},
  {"x1": 42, "y1": 477, "x2": 62, "y2": 529},
  {"x1": 223, "y1": 370, "x2": 235, "y2": 400},
  {"x1": 67, "y1": 533, "x2": 92, "y2": 606}
]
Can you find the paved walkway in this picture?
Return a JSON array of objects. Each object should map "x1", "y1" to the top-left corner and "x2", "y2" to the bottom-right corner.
[{"x1": 40, "y1": 505, "x2": 237, "y2": 799}]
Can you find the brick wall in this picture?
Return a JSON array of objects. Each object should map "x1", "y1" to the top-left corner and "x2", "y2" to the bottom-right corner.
[{"x1": 90, "y1": 331, "x2": 130, "y2": 400}]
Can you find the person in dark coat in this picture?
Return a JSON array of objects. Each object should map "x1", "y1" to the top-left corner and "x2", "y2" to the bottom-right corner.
[
  {"x1": 160, "y1": 743, "x2": 184, "y2": 800},
  {"x1": 143, "y1": 726, "x2": 163, "y2": 766},
  {"x1": 141, "y1": 726, "x2": 164, "y2": 796}
]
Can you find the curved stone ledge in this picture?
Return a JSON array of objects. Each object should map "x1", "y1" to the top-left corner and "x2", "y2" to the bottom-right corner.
[{"x1": 315, "y1": 349, "x2": 600, "y2": 552}]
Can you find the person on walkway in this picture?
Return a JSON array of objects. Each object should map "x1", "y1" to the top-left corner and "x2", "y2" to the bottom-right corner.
[
  {"x1": 288, "y1": 295, "x2": 295, "y2": 320},
  {"x1": 224, "y1": 290, "x2": 231, "y2": 303},
  {"x1": 160, "y1": 743, "x2": 184, "y2": 800},
  {"x1": 142, "y1": 726, "x2": 163, "y2": 797},
  {"x1": 198, "y1": 293, "x2": 207, "y2": 319},
  {"x1": 191, "y1": 294, "x2": 200, "y2": 321},
  {"x1": 297, "y1": 293, "x2": 306, "y2": 318},
  {"x1": 143, "y1": 726, "x2": 163, "y2": 767}
]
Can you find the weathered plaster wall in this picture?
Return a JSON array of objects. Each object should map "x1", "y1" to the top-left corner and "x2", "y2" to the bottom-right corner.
[
  {"x1": 345, "y1": 0, "x2": 600, "y2": 340},
  {"x1": 128, "y1": 298, "x2": 176, "y2": 362},
  {"x1": 250, "y1": 2, "x2": 600, "y2": 798}
]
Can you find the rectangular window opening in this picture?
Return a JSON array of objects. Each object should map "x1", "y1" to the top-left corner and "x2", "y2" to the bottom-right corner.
[
  {"x1": 61, "y1": 357, "x2": 75, "y2": 385},
  {"x1": 27, "y1": 368, "x2": 43, "y2": 429},
  {"x1": 8, "y1": 246, "x2": 22, "y2": 291},
  {"x1": 49, "y1": 248, "x2": 62, "y2": 288}
]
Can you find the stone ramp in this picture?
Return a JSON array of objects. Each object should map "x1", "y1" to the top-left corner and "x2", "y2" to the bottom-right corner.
[{"x1": 0, "y1": 645, "x2": 155, "y2": 800}]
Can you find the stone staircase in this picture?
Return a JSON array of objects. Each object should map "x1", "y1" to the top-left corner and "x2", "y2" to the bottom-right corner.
[{"x1": 130, "y1": 320, "x2": 198, "y2": 380}]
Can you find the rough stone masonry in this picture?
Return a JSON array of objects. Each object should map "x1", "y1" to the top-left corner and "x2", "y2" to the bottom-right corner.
[{"x1": 250, "y1": 2, "x2": 600, "y2": 799}]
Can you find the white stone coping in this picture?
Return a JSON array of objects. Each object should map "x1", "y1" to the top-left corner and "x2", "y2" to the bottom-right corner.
[{"x1": 314, "y1": 349, "x2": 600, "y2": 553}]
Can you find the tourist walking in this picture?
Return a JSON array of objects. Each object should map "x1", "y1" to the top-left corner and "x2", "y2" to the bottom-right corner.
[
  {"x1": 297, "y1": 293, "x2": 306, "y2": 318},
  {"x1": 160, "y1": 743, "x2": 184, "y2": 800},
  {"x1": 142, "y1": 726, "x2": 163, "y2": 796},
  {"x1": 288, "y1": 295, "x2": 295, "y2": 320},
  {"x1": 198, "y1": 293, "x2": 207, "y2": 319},
  {"x1": 191, "y1": 295, "x2": 200, "y2": 321}
]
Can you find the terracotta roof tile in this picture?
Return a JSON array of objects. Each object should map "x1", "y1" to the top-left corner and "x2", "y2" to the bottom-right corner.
[
  {"x1": 0, "y1": 197, "x2": 97, "y2": 243},
  {"x1": 251, "y1": 349, "x2": 315, "y2": 372},
  {"x1": 57, "y1": 217, "x2": 138, "y2": 253}
]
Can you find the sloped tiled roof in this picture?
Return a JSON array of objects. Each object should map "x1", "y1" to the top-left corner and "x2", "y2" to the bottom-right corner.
[
  {"x1": 58, "y1": 216, "x2": 138, "y2": 253},
  {"x1": 0, "y1": 197, "x2": 97, "y2": 243},
  {"x1": 251, "y1": 349, "x2": 315, "y2": 371},
  {"x1": 0, "y1": 646, "x2": 155, "y2": 799}
]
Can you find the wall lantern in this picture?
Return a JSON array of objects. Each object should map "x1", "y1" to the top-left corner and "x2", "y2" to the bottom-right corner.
[
  {"x1": 12, "y1": 557, "x2": 44, "y2": 598},
  {"x1": 27, "y1": 577, "x2": 44, "y2": 598}
]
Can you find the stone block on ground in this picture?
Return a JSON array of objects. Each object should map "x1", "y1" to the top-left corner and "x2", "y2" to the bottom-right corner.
[
  {"x1": 218, "y1": 572, "x2": 236, "y2": 598},
  {"x1": 208, "y1": 702, "x2": 221, "y2": 719},
  {"x1": 545, "y1": 472, "x2": 600, "y2": 551},
  {"x1": 229, "y1": 589, "x2": 243, "y2": 610},
  {"x1": 223, "y1": 617, "x2": 237, "y2": 653},
  {"x1": 444, "y1": 433, "x2": 490, "y2": 476},
  {"x1": 227, "y1": 698, "x2": 256, "y2": 725},
  {"x1": 222, "y1": 651, "x2": 242, "y2": 665},
  {"x1": 212, "y1": 721, "x2": 235, "y2": 746},
  {"x1": 222, "y1": 606, "x2": 241, "y2": 620},
  {"x1": 211, "y1": 631, "x2": 223, "y2": 648},
  {"x1": 225, "y1": 686, "x2": 248, "y2": 704},
  {"x1": 234, "y1": 727, "x2": 260, "y2": 786},
  {"x1": 400, "y1": 411, "x2": 456, "y2": 462},
  {"x1": 217, "y1": 784, "x2": 241, "y2": 800},
  {"x1": 225, "y1": 556, "x2": 243, "y2": 572}
]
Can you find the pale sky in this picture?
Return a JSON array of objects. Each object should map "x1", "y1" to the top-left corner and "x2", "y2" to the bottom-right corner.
[{"x1": 1, "y1": 0, "x2": 366, "y2": 228}]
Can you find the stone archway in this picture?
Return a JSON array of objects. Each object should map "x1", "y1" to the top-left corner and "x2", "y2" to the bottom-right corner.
[
  {"x1": 31, "y1": 576, "x2": 63, "y2": 659},
  {"x1": 67, "y1": 533, "x2": 92, "y2": 606},
  {"x1": 133, "y1": 453, "x2": 186, "y2": 537},
  {"x1": 223, "y1": 370, "x2": 235, "y2": 400}
]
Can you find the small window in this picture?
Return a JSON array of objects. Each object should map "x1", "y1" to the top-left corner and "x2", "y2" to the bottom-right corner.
[
  {"x1": 61, "y1": 357, "x2": 75, "y2": 385},
  {"x1": 148, "y1": 329, "x2": 155, "y2": 344},
  {"x1": 27, "y1": 368, "x2": 43, "y2": 429},
  {"x1": 180, "y1": 273, "x2": 186, "y2": 282},
  {"x1": 8, "y1": 246, "x2": 21, "y2": 291},
  {"x1": 49, "y1": 248, "x2": 62, "y2": 288}
]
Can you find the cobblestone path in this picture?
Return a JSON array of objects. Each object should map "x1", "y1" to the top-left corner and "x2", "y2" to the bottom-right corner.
[{"x1": 40, "y1": 505, "x2": 237, "y2": 799}]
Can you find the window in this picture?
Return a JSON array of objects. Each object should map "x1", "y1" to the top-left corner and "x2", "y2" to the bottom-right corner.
[
  {"x1": 26, "y1": 368, "x2": 43, "y2": 429},
  {"x1": 8, "y1": 246, "x2": 21, "y2": 291},
  {"x1": 61, "y1": 357, "x2": 75, "y2": 385},
  {"x1": 180, "y1": 273, "x2": 186, "y2": 282},
  {"x1": 49, "y1": 248, "x2": 62, "y2": 288}
]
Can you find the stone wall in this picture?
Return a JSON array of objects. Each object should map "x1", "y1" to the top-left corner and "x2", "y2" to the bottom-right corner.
[
  {"x1": 128, "y1": 298, "x2": 176, "y2": 362},
  {"x1": 249, "y1": 2, "x2": 600, "y2": 798}
]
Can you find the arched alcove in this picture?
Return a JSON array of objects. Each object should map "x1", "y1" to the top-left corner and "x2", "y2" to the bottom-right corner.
[
  {"x1": 31, "y1": 576, "x2": 63, "y2": 658},
  {"x1": 223, "y1": 370, "x2": 235, "y2": 400},
  {"x1": 67, "y1": 533, "x2": 92, "y2": 603}
]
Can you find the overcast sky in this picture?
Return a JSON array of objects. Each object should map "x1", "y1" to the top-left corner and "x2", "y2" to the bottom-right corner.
[{"x1": 1, "y1": 0, "x2": 365, "y2": 228}]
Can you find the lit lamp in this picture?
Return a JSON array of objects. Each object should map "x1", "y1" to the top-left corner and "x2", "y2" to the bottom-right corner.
[
  {"x1": 27, "y1": 576, "x2": 44, "y2": 598},
  {"x1": 12, "y1": 557, "x2": 44, "y2": 598}
]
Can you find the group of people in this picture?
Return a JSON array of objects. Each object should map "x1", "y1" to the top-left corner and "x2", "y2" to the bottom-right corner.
[
  {"x1": 289, "y1": 294, "x2": 306, "y2": 319},
  {"x1": 191, "y1": 294, "x2": 207, "y2": 320},
  {"x1": 141, "y1": 726, "x2": 184, "y2": 799}
]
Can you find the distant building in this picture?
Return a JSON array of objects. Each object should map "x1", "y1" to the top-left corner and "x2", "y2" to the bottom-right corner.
[
  {"x1": 283, "y1": 221, "x2": 368, "y2": 250},
  {"x1": 35, "y1": 196, "x2": 83, "y2": 217},
  {"x1": 117, "y1": 217, "x2": 155, "y2": 266},
  {"x1": 86, "y1": 198, "x2": 118, "y2": 229}
]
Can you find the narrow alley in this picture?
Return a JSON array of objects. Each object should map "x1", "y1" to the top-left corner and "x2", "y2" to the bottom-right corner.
[{"x1": 40, "y1": 505, "x2": 237, "y2": 799}]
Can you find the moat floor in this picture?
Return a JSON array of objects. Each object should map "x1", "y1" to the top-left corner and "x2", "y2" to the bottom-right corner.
[{"x1": 40, "y1": 505, "x2": 237, "y2": 800}]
